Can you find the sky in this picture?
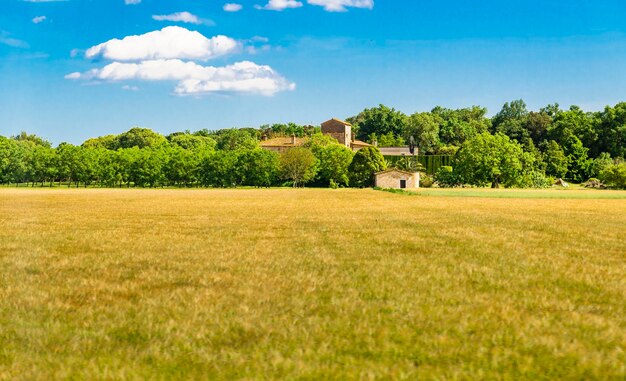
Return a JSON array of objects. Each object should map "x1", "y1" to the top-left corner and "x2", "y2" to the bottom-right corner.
[{"x1": 2, "y1": 0, "x2": 626, "y2": 144}]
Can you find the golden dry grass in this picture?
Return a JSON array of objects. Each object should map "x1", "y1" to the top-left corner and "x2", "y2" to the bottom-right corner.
[{"x1": 1, "y1": 188, "x2": 625, "y2": 380}]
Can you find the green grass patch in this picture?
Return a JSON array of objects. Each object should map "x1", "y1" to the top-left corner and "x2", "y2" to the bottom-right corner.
[{"x1": 416, "y1": 187, "x2": 626, "y2": 199}]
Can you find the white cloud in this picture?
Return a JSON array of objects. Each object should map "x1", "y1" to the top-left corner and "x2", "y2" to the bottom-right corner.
[
  {"x1": 65, "y1": 59, "x2": 295, "y2": 96},
  {"x1": 125, "y1": 0, "x2": 141, "y2": 4},
  {"x1": 307, "y1": 0, "x2": 374, "y2": 12},
  {"x1": 0, "y1": 31, "x2": 28, "y2": 48},
  {"x1": 85, "y1": 26, "x2": 239, "y2": 62},
  {"x1": 256, "y1": 0, "x2": 303, "y2": 11},
  {"x1": 64, "y1": 72, "x2": 81, "y2": 79},
  {"x1": 122, "y1": 85, "x2": 139, "y2": 91},
  {"x1": 152, "y1": 12, "x2": 211, "y2": 25},
  {"x1": 223, "y1": 3, "x2": 243, "y2": 12},
  {"x1": 32, "y1": 16, "x2": 46, "y2": 24}
]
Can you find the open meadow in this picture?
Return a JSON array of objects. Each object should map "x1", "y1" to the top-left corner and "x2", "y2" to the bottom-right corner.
[{"x1": 1, "y1": 188, "x2": 625, "y2": 380}]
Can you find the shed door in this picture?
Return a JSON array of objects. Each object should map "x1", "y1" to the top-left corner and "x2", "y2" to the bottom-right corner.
[{"x1": 400, "y1": 180, "x2": 407, "y2": 189}]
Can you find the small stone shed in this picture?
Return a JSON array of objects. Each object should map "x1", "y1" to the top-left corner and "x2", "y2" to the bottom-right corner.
[{"x1": 374, "y1": 169, "x2": 420, "y2": 189}]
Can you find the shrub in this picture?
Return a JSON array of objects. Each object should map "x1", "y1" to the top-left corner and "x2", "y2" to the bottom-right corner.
[
  {"x1": 599, "y1": 163, "x2": 626, "y2": 189},
  {"x1": 419, "y1": 172, "x2": 434, "y2": 188},
  {"x1": 517, "y1": 170, "x2": 552, "y2": 188},
  {"x1": 434, "y1": 166, "x2": 461, "y2": 188}
]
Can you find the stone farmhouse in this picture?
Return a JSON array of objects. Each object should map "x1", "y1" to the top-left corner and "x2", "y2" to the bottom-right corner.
[
  {"x1": 261, "y1": 118, "x2": 371, "y2": 153},
  {"x1": 261, "y1": 117, "x2": 420, "y2": 189},
  {"x1": 261, "y1": 118, "x2": 414, "y2": 156}
]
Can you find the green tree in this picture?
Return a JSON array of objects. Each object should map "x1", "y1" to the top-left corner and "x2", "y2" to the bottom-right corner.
[
  {"x1": 279, "y1": 148, "x2": 318, "y2": 187},
  {"x1": 0, "y1": 137, "x2": 26, "y2": 184},
  {"x1": 593, "y1": 103, "x2": 626, "y2": 158},
  {"x1": 116, "y1": 127, "x2": 167, "y2": 149},
  {"x1": 315, "y1": 144, "x2": 354, "y2": 187},
  {"x1": 348, "y1": 105, "x2": 408, "y2": 141},
  {"x1": 126, "y1": 147, "x2": 165, "y2": 187},
  {"x1": 433, "y1": 106, "x2": 490, "y2": 146},
  {"x1": 56, "y1": 143, "x2": 84, "y2": 187},
  {"x1": 524, "y1": 111, "x2": 553, "y2": 146},
  {"x1": 371, "y1": 132, "x2": 405, "y2": 147},
  {"x1": 82, "y1": 135, "x2": 118, "y2": 150},
  {"x1": 589, "y1": 152, "x2": 614, "y2": 178},
  {"x1": 599, "y1": 162, "x2": 626, "y2": 189},
  {"x1": 214, "y1": 129, "x2": 259, "y2": 151},
  {"x1": 199, "y1": 150, "x2": 240, "y2": 187},
  {"x1": 548, "y1": 106, "x2": 596, "y2": 155},
  {"x1": 563, "y1": 135, "x2": 591, "y2": 183},
  {"x1": 454, "y1": 132, "x2": 534, "y2": 188},
  {"x1": 405, "y1": 112, "x2": 440, "y2": 154},
  {"x1": 168, "y1": 133, "x2": 217, "y2": 151},
  {"x1": 348, "y1": 147, "x2": 386, "y2": 188},
  {"x1": 237, "y1": 149, "x2": 280, "y2": 187},
  {"x1": 165, "y1": 146, "x2": 202, "y2": 186},
  {"x1": 12, "y1": 132, "x2": 52, "y2": 148},
  {"x1": 540, "y1": 140, "x2": 568, "y2": 178}
]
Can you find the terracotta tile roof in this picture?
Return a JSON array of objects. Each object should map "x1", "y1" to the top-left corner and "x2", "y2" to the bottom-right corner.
[
  {"x1": 260, "y1": 137, "x2": 309, "y2": 147},
  {"x1": 322, "y1": 118, "x2": 352, "y2": 127},
  {"x1": 351, "y1": 140, "x2": 372, "y2": 147}
]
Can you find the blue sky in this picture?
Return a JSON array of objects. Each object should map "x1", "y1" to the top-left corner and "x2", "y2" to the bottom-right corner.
[{"x1": 2, "y1": 0, "x2": 626, "y2": 144}]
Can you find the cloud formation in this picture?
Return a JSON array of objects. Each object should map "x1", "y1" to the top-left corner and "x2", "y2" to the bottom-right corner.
[
  {"x1": 223, "y1": 3, "x2": 243, "y2": 12},
  {"x1": 257, "y1": 0, "x2": 373, "y2": 11},
  {"x1": 32, "y1": 16, "x2": 47, "y2": 24},
  {"x1": 66, "y1": 59, "x2": 295, "y2": 96},
  {"x1": 0, "y1": 31, "x2": 29, "y2": 48},
  {"x1": 85, "y1": 26, "x2": 238, "y2": 62},
  {"x1": 152, "y1": 12, "x2": 214, "y2": 26},
  {"x1": 124, "y1": 0, "x2": 141, "y2": 5},
  {"x1": 308, "y1": 0, "x2": 374, "y2": 11},
  {"x1": 256, "y1": 0, "x2": 303, "y2": 11},
  {"x1": 68, "y1": 27, "x2": 294, "y2": 96}
]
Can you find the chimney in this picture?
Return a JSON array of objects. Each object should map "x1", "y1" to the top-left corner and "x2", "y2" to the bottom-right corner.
[{"x1": 291, "y1": 134, "x2": 297, "y2": 145}]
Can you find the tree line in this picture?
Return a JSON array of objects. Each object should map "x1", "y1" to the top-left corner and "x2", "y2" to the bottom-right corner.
[
  {"x1": 1, "y1": 100, "x2": 625, "y2": 189},
  {"x1": 348, "y1": 101, "x2": 625, "y2": 188},
  {"x1": 0, "y1": 127, "x2": 382, "y2": 188}
]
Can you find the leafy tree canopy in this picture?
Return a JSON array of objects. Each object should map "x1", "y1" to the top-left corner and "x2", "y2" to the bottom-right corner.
[
  {"x1": 348, "y1": 147, "x2": 386, "y2": 188},
  {"x1": 348, "y1": 104, "x2": 408, "y2": 142}
]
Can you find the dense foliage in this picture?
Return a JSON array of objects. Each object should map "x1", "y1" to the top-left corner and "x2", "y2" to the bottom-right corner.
[
  {"x1": 347, "y1": 101, "x2": 625, "y2": 188},
  {"x1": 1, "y1": 100, "x2": 625, "y2": 189}
]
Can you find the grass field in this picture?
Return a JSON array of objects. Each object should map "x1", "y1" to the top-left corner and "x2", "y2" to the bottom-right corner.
[{"x1": 1, "y1": 188, "x2": 625, "y2": 380}]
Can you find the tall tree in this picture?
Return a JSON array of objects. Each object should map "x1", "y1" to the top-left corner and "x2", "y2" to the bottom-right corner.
[
  {"x1": 348, "y1": 105, "x2": 408, "y2": 142},
  {"x1": 433, "y1": 106, "x2": 490, "y2": 147},
  {"x1": 454, "y1": 132, "x2": 534, "y2": 188},
  {"x1": 348, "y1": 147, "x2": 386, "y2": 188},
  {"x1": 540, "y1": 140, "x2": 569, "y2": 178},
  {"x1": 405, "y1": 112, "x2": 441, "y2": 154},
  {"x1": 116, "y1": 127, "x2": 167, "y2": 149},
  {"x1": 279, "y1": 148, "x2": 318, "y2": 187},
  {"x1": 237, "y1": 149, "x2": 280, "y2": 187}
]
